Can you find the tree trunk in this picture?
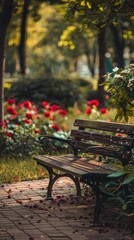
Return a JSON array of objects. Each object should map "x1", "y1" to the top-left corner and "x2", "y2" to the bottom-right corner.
[
  {"x1": 0, "y1": 0, "x2": 14, "y2": 122},
  {"x1": 110, "y1": 24, "x2": 125, "y2": 68},
  {"x1": 97, "y1": 28, "x2": 106, "y2": 106},
  {"x1": 18, "y1": 0, "x2": 30, "y2": 75}
]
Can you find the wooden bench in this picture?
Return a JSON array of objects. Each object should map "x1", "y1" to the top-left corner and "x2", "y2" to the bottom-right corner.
[{"x1": 34, "y1": 119, "x2": 134, "y2": 226}]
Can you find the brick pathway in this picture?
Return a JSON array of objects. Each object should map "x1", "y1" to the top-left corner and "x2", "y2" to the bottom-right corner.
[{"x1": 0, "y1": 178, "x2": 134, "y2": 240}]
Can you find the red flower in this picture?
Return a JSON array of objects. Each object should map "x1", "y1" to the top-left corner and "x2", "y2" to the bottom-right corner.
[
  {"x1": 6, "y1": 132, "x2": 13, "y2": 137},
  {"x1": 105, "y1": 94, "x2": 109, "y2": 100},
  {"x1": 13, "y1": 176, "x2": 18, "y2": 182},
  {"x1": 23, "y1": 101, "x2": 32, "y2": 109},
  {"x1": 44, "y1": 112, "x2": 50, "y2": 118},
  {"x1": 17, "y1": 103, "x2": 23, "y2": 109},
  {"x1": 41, "y1": 101, "x2": 49, "y2": 108},
  {"x1": 52, "y1": 124, "x2": 61, "y2": 131},
  {"x1": 58, "y1": 109, "x2": 67, "y2": 116},
  {"x1": 87, "y1": 99, "x2": 99, "y2": 108},
  {"x1": 100, "y1": 108, "x2": 108, "y2": 114},
  {"x1": 85, "y1": 107, "x2": 92, "y2": 115},
  {"x1": 35, "y1": 129, "x2": 40, "y2": 134},
  {"x1": 0, "y1": 121, "x2": 6, "y2": 128},
  {"x1": 25, "y1": 112, "x2": 33, "y2": 119},
  {"x1": 10, "y1": 114, "x2": 17, "y2": 119},
  {"x1": 116, "y1": 133, "x2": 124, "y2": 137},
  {"x1": 5, "y1": 119, "x2": 9, "y2": 124},
  {"x1": 22, "y1": 119, "x2": 32, "y2": 124},
  {"x1": 7, "y1": 106, "x2": 17, "y2": 116},
  {"x1": 49, "y1": 116, "x2": 54, "y2": 121},
  {"x1": 49, "y1": 104, "x2": 61, "y2": 111},
  {"x1": 7, "y1": 99, "x2": 15, "y2": 105}
]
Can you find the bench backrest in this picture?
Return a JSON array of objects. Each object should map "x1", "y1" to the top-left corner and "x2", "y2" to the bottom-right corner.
[{"x1": 70, "y1": 119, "x2": 134, "y2": 165}]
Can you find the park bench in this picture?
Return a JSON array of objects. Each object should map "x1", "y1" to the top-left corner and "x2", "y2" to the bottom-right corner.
[{"x1": 34, "y1": 119, "x2": 134, "y2": 226}]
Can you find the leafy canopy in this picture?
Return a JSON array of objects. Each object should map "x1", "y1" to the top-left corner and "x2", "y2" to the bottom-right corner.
[{"x1": 66, "y1": 0, "x2": 134, "y2": 30}]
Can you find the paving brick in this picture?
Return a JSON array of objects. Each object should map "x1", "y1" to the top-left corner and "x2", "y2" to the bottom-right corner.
[{"x1": 0, "y1": 178, "x2": 133, "y2": 240}]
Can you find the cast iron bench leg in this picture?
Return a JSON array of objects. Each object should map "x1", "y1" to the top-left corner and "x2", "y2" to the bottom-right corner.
[
  {"x1": 82, "y1": 179, "x2": 108, "y2": 226},
  {"x1": 93, "y1": 183, "x2": 109, "y2": 226},
  {"x1": 44, "y1": 166, "x2": 81, "y2": 200}
]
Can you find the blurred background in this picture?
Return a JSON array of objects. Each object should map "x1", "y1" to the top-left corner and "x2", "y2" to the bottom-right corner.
[{"x1": 2, "y1": 0, "x2": 134, "y2": 108}]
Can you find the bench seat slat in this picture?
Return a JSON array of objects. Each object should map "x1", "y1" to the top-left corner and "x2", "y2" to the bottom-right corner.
[
  {"x1": 35, "y1": 155, "x2": 115, "y2": 177},
  {"x1": 73, "y1": 159, "x2": 116, "y2": 171},
  {"x1": 34, "y1": 155, "x2": 87, "y2": 177},
  {"x1": 51, "y1": 155, "x2": 116, "y2": 172}
]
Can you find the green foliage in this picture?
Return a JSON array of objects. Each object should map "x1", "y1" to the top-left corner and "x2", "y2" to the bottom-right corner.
[
  {"x1": 99, "y1": 148, "x2": 134, "y2": 216},
  {"x1": 111, "y1": 192, "x2": 134, "y2": 213},
  {"x1": 0, "y1": 123, "x2": 40, "y2": 157},
  {"x1": 0, "y1": 99, "x2": 70, "y2": 157},
  {"x1": 109, "y1": 163, "x2": 134, "y2": 186},
  {"x1": 66, "y1": 0, "x2": 134, "y2": 30},
  {"x1": 104, "y1": 64, "x2": 134, "y2": 122},
  {"x1": 0, "y1": 97, "x2": 110, "y2": 157},
  {"x1": 5, "y1": 76, "x2": 85, "y2": 108}
]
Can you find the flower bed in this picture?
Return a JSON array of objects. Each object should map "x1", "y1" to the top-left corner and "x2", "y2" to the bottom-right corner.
[{"x1": 0, "y1": 99, "x2": 109, "y2": 157}]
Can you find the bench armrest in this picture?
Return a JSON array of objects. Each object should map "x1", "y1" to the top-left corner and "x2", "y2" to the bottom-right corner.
[{"x1": 38, "y1": 135, "x2": 76, "y2": 151}]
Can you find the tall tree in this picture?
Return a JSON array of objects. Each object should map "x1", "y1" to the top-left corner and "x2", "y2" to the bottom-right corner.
[
  {"x1": 0, "y1": 0, "x2": 14, "y2": 122},
  {"x1": 110, "y1": 24, "x2": 125, "y2": 68},
  {"x1": 18, "y1": 0, "x2": 44, "y2": 75},
  {"x1": 18, "y1": 0, "x2": 30, "y2": 75}
]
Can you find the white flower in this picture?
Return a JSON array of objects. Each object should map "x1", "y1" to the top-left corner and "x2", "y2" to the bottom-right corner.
[{"x1": 113, "y1": 67, "x2": 119, "y2": 72}]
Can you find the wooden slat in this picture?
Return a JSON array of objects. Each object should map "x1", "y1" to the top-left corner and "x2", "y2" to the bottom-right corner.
[
  {"x1": 34, "y1": 155, "x2": 115, "y2": 177},
  {"x1": 44, "y1": 155, "x2": 116, "y2": 172},
  {"x1": 34, "y1": 155, "x2": 87, "y2": 177},
  {"x1": 72, "y1": 160, "x2": 116, "y2": 174},
  {"x1": 46, "y1": 155, "x2": 100, "y2": 173},
  {"x1": 76, "y1": 141, "x2": 122, "y2": 158},
  {"x1": 71, "y1": 129, "x2": 134, "y2": 147},
  {"x1": 44, "y1": 154, "x2": 78, "y2": 163},
  {"x1": 74, "y1": 119, "x2": 134, "y2": 135}
]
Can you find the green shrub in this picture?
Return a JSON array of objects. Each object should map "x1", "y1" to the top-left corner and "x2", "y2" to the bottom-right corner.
[
  {"x1": 104, "y1": 64, "x2": 134, "y2": 122},
  {"x1": 6, "y1": 76, "x2": 85, "y2": 108}
]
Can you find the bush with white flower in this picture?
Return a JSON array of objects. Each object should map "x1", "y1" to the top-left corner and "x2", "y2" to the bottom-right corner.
[{"x1": 104, "y1": 64, "x2": 134, "y2": 122}]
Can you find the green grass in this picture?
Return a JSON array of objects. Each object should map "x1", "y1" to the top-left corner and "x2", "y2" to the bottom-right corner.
[{"x1": 0, "y1": 156, "x2": 47, "y2": 184}]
